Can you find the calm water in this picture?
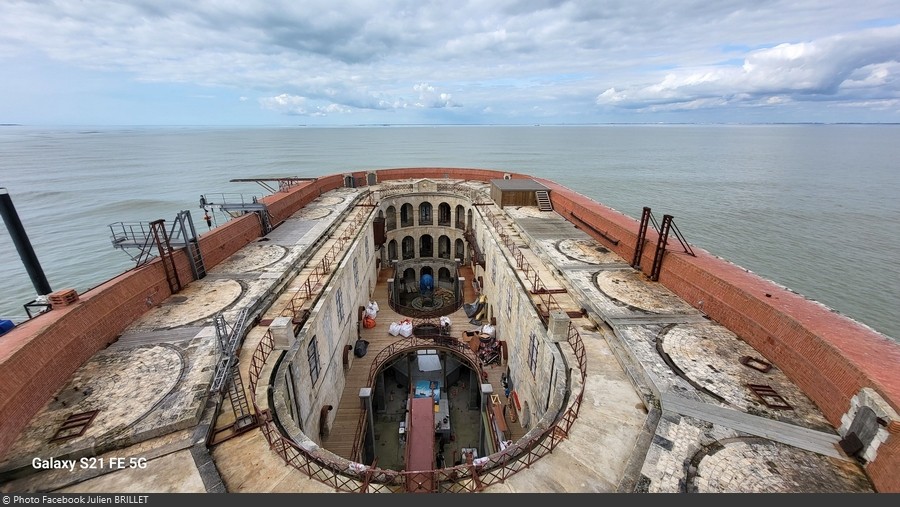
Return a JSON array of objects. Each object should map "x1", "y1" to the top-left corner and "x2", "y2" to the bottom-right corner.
[{"x1": 1, "y1": 125, "x2": 898, "y2": 341}]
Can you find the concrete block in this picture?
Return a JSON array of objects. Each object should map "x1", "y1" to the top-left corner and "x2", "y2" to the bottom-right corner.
[
  {"x1": 547, "y1": 309, "x2": 570, "y2": 343},
  {"x1": 270, "y1": 316, "x2": 294, "y2": 350}
]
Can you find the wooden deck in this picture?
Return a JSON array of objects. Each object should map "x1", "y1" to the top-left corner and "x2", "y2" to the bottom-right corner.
[{"x1": 321, "y1": 265, "x2": 525, "y2": 461}]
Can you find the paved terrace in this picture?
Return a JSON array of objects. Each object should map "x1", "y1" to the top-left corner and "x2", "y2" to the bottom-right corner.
[{"x1": 0, "y1": 181, "x2": 875, "y2": 494}]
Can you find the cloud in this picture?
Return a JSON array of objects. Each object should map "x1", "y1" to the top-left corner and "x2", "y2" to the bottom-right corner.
[
  {"x1": 596, "y1": 25, "x2": 900, "y2": 113},
  {"x1": 1, "y1": 0, "x2": 899, "y2": 123}
]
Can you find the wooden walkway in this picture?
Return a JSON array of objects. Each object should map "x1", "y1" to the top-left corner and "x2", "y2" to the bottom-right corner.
[{"x1": 321, "y1": 265, "x2": 525, "y2": 461}]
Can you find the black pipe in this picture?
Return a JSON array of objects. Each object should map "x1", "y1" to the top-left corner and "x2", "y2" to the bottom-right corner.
[{"x1": 0, "y1": 187, "x2": 52, "y2": 296}]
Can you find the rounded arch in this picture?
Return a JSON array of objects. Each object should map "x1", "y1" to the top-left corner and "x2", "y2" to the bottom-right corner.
[
  {"x1": 388, "y1": 239, "x2": 398, "y2": 261},
  {"x1": 466, "y1": 208, "x2": 473, "y2": 230},
  {"x1": 403, "y1": 267, "x2": 416, "y2": 290},
  {"x1": 419, "y1": 202, "x2": 433, "y2": 226},
  {"x1": 438, "y1": 202, "x2": 452, "y2": 226},
  {"x1": 455, "y1": 238, "x2": 465, "y2": 262},
  {"x1": 385, "y1": 205, "x2": 397, "y2": 231},
  {"x1": 402, "y1": 236, "x2": 415, "y2": 260},
  {"x1": 419, "y1": 234, "x2": 433, "y2": 258},
  {"x1": 438, "y1": 267, "x2": 452, "y2": 287},
  {"x1": 438, "y1": 235, "x2": 451, "y2": 259},
  {"x1": 400, "y1": 203, "x2": 414, "y2": 227},
  {"x1": 455, "y1": 204, "x2": 466, "y2": 229}
]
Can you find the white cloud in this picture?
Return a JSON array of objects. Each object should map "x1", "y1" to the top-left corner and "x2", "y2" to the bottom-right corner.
[
  {"x1": 1, "y1": 0, "x2": 899, "y2": 123},
  {"x1": 596, "y1": 25, "x2": 900, "y2": 113}
]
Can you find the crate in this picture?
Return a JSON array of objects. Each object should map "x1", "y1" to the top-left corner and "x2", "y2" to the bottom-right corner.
[{"x1": 48, "y1": 288, "x2": 79, "y2": 307}]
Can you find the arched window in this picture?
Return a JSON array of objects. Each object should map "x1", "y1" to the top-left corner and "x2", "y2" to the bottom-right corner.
[
  {"x1": 438, "y1": 202, "x2": 451, "y2": 226},
  {"x1": 400, "y1": 203, "x2": 414, "y2": 227},
  {"x1": 455, "y1": 205, "x2": 466, "y2": 229},
  {"x1": 385, "y1": 206, "x2": 397, "y2": 231},
  {"x1": 419, "y1": 202, "x2": 433, "y2": 225},
  {"x1": 403, "y1": 268, "x2": 417, "y2": 293},
  {"x1": 455, "y1": 238, "x2": 465, "y2": 261},
  {"x1": 438, "y1": 235, "x2": 451, "y2": 259},
  {"x1": 419, "y1": 234, "x2": 433, "y2": 258},
  {"x1": 388, "y1": 239, "x2": 398, "y2": 261},
  {"x1": 438, "y1": 267, "x2": 452, "y2": 287},
  {"x1": 402, "y1": 236, "x2": 415, "y2": 260}
]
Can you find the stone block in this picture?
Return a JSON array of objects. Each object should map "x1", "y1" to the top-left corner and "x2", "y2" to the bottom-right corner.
[{"x1": 270, "y1": 316, "x2": 294, "y2": 350}]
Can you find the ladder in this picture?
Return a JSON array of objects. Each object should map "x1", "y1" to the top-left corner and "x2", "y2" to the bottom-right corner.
[
  {"x1": 109, "y1": 210, "x2": 206, "y2": 282},
  {"x1": 226, "y1": 362, "x2": 256, "y2": 430},
  {"x1": 149, "y1": 219, "x2": 181, "y2": 294},
  {"x1": 535, "y1": 190, "x2": 553, "y2": 211}
]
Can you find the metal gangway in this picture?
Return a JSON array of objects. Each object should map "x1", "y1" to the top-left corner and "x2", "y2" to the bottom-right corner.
[
  {"x1": 109, "y1": 210, "x2": 207, "y2": 291},
  {"x1": 199, "y1": 193, "x2": 273, "y2": 235}
]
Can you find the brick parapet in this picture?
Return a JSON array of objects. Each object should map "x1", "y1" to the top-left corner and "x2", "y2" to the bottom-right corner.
[
  {"x1": 542, "y1": 177, "x2": 900, "y2": 492},
  {"x1": 1, "y1": 167, "x2": 897, "y2": 491}
]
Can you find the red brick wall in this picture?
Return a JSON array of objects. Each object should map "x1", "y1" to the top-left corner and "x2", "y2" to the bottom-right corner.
[
  {"x1": 0, "y1": 262, "x2": 173, "y2": 458},
  {"x1": 868, "y1": 432, "x2": 900, "y2": 492},
  {"x1": 3, "y1": 168, "x2": 897, "y2": 490},
  {"x1": 542, "y1": 178, "x2": 900, "y2": 492},
  {"x1": 0, "y1": 175, "x2": 354, "y2": 461}
]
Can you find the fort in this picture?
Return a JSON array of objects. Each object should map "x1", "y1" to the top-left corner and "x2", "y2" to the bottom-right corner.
[{"x1": 0, "y1": 168, "x2": 897, "y2": 493}]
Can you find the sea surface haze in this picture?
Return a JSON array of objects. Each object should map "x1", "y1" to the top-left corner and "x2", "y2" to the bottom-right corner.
[{"x1": 0, "y1": 124, "x2": 897, "y2": 341}]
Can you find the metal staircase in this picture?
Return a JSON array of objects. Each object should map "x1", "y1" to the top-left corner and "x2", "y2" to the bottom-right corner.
[
  {"x1": 109, "y1": 210, "x2": 207, "y2": 284},
  {"x1": 211, "y1": 309, "x2": 257, "y2": 433},
  {"x1": 535, "y1": 190, "x2": 553, "y2": 211}
]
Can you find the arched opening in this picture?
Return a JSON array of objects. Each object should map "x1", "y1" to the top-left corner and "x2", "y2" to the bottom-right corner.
[
  {"x1": 386, "y1": 206, "x2": 397, "y2": 231},
  {"x1": 455, "y1": 239, "x2": 465, "y2": 262},
  {"x1": 419, "y1": 202, "x2": 433, "y2": 226},
  {"x1": 402, "y1": 236, "x2": 415, "y2": 260},
  {"x1": 438, "y1": 235, "x2": 451, "y2": 259},
  {"x1": 438, "y1": 202, "x2": 451, "y2": 226},
  {"x1": 419, "y1": 234, "x2": 433, "y2": 258},
  {"x1": 466, "y1": 209, "x2": 473, "y2": 231},
  {"x1": 403, "y1": 268, "x2": 417, "y2": 294},
  {"x1": 438, "y1": 267, "x2": 452, "y2": 288},
  {"x1": 455, "y1": 205, "x2": 465, "y2": 229},
  {"x1": 388, "y1": 239, "x2": 398, "y2": 261},
  {"x1": 400, "y1": 203, "x2": 414, "y2": 227}
]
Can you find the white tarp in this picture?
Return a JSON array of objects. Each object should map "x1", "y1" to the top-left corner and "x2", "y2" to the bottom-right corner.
[{"x1": 417, "y1": 350, "x2": 441, "y2": 372}]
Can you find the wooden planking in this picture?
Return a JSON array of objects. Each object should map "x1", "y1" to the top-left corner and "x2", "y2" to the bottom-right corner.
[{"x1": 322, "y1": 264, "x2": 528, "y2": 459}]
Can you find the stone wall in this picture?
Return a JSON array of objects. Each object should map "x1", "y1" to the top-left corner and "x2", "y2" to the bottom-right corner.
[
  {"x1": 536, "y1": 175, "x2": 900, "y2": 492},
  {"x1": 274, "y1": 207, "x2": 378, "y2": 442},
  {"x1": 0, "y1": 176, "x2": 352, "y2": 461}
]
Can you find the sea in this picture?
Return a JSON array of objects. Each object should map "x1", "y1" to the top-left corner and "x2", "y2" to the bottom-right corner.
[{"x1": 1, "y1": 124, "x2": 898, "y2": 342}]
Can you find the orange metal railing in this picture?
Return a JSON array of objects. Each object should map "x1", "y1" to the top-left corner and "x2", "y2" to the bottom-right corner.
[{"x1": 243, "y1": 185, "x2": 589, "y2": 493}]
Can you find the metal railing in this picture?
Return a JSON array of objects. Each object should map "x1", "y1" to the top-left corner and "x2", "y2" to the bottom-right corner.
[
  {"x1": 242, "y1": 182, "x2": 590, "y2": 493},
  {"x1": 348, "y1": 335, "x2": 484, "y2": 463},
  {"x1": 248, "y1": 318, "x2": 587, "y2": 492},
  {"x1": 481, "y1": 206, "x2": 561, "y2": 317},
  {"x1": 277, "y1": 194, "x2": 375, "y2": 322}
]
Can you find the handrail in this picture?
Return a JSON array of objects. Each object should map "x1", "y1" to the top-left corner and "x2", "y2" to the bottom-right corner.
[
  {"x1": 349, "y1": 335, "x2": 484, "y2": 462},
  {"x1": 481, "y1": 206, "x2": 561, "y2": 315},
  {"x1": 277, "y1": 193, "x2": 375, "y2": 321},
  {"x1": 245, "y1": 184, "x2": 590, "y2": 493}
]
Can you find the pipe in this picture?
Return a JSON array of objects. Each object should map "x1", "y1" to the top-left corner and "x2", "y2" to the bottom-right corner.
[{"x1": 0, "y1": 188, "x2": 52, "y2": 296}]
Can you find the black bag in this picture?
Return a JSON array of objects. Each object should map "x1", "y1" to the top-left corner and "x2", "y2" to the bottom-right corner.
[{"x1": 354, "y1": 339, "x2": 370, "y2": 358}]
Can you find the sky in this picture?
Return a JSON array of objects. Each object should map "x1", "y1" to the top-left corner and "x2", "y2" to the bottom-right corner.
[{"x1": 1, "y1": 0, "x2": 899, "y2": 126}]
